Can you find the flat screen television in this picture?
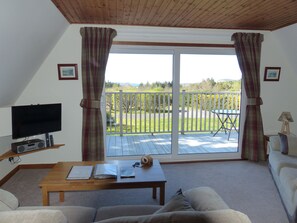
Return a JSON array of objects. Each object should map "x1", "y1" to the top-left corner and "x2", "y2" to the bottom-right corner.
[{"x1": 11, "y1": 103, "x2": 62, "y2": 139}]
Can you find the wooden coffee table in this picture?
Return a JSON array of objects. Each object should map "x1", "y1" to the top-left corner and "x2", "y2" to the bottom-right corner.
[{"x1": 39, "y1": 160, "x2": 166, "y2": 206}]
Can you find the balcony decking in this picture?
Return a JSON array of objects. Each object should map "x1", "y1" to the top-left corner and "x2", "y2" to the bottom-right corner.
[{"x1": 106, "y1": 132, "x2": 239, "y2": 157}]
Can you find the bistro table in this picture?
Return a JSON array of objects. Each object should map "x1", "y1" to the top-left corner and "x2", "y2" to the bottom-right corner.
[{"x1": 211, "y1": 109, "x2": 240, "y2": 140}]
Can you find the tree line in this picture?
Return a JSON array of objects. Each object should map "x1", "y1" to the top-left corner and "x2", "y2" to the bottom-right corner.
[{"x1": 105, "y1": 78, "x2": 241, "y2": 92}]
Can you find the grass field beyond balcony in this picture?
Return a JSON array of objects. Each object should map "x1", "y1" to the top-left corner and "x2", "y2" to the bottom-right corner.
[{"x1": 106, "y1": 117, "x2": 239, "y2": 135}]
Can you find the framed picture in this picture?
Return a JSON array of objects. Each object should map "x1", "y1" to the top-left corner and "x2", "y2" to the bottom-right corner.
[
  {"x1": 264, "y1": 67, "x2": 281, "y2": 81},
  {"x1": 58, "y1": 64, "x2": 78, "y2": 80}
]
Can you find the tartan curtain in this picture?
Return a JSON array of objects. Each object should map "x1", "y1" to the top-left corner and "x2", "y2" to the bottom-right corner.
[
  {"x1": 231, "y1": 33, "x2": 265, "y2": 161},
  {"x1": 80, "y1": 27, "x2": 117, "y2": 161}
]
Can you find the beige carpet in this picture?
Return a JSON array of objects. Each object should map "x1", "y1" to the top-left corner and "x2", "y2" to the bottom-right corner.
[{"x1": 1, "y1": 160, "x2": 289, "y2": 223}]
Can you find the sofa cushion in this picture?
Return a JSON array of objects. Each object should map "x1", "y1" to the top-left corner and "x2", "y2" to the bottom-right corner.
[
  {"x1": 0, "y1": 210, "x2": 67, "y2": 223},
  {"x1": 95, "y1": 205, "x2": 160, "y2": 221},
  {"x1": 184, "y1": 186, "x2": 229, "y2": 211},
  {"x1": 279, "y1": 167, "x2": 297, "y2": 203},
  {"x1": 95, "y1": 209, "x2": 252, "y2": 223},
  {"x1": 269, "y1": 149, "x2": 297, "y2": 175},
  {"x1": 18, "y1": 206, "x2": 96, "y2": 223},
  {"x1": 154, "y1": 188, "x2": 193, "y2": 214},
  {"x1": 279, "y1": 133, "x2": 297, "y2": 155},
  {"x1": 0, "y1": 189, "x2": 19, "y2": 211}
]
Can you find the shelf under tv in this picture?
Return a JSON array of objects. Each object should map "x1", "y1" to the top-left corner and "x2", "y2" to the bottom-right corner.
[{"x1": 0, "y1": 144, "x2": 65, "y2": 161}]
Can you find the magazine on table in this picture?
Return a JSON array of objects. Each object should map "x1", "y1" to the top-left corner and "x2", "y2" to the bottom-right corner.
[
  {"x1": 93, "y1": 164, "x2": 118, "y2": 179},
  {"x1": 120, "y1": 166, "x2": 135, "y2": 178},
  {"x1": 66, "y1": 166, "x2": 93, "y2": 180}
]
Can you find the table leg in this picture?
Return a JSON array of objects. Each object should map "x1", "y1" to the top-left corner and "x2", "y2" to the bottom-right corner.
[
  {"x1": 213, "y1": 115, "x2": 227, "y2": 136},
  {"x1": 59, "y1": 191, "x2": 65, "y2": 202},
  {"x1": 159, "y1": 184, "x2": 165, "y2": 205},
  {"x1": 152, "y1": 187, "x2": 157, "y2": 199},
  {"x1": 41, "y1": 187, "x2": 49, "y2": 206}
]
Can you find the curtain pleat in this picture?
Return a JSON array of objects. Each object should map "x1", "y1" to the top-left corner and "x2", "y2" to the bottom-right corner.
[
  {"x1": 232, "y1": 33, "x2": 265, "y2": 161},
  {"x1": 80, "y1": 27, "x2": 117, "y2": 161}
]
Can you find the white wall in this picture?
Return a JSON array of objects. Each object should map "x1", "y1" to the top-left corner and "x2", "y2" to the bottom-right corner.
[
  {"x1": 0, "y1": 0, "x2": 69, "y2": 107},
  {"x1": 261, "y1": 24, "x2": 297, "y2": 134},
  {"x1": 0, "y1": 108, "x2": 15, "y2": 180},
  {"x1": 1, "y1": 24, "x2": 297, "y2": 180}
]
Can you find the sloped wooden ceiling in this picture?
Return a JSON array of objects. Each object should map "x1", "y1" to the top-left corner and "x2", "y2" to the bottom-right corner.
[{"x1": 52, "y1": 0, "x2": 297, "y2": 31}]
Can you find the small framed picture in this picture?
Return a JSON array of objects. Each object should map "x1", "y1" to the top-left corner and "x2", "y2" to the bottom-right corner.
[
  {"x1": 58, "y1": 64, "x2": 78, "y2": 80},
  {"x1": 264, "y1": 67, "x2": 281, "y2": 81}
]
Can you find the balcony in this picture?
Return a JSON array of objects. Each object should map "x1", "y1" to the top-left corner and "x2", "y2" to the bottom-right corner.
[{"x1": 105, "y1": 91, "x2": 241, "y2": 157}]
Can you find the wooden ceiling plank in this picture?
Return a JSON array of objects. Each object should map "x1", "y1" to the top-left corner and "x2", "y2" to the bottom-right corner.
[
  {"x1": 186, "y1": 0, "x2": 230, "y2": 28},
  {"x1": 127, "y1": 0, "x2": 141, "y2": 25},
  {"x1": 132, "y1": 0, "x2": 147, "y2": 25},
  {"x1": 160, "y1": 0, "x2": 194, "y2": 27},
  {"x1": 105, "y1": 0, "x2": 118, "y2": 24},
  {"x1": 200, "y1": 0, "x2": 275, "y2": 30},
  {"x1": 169, "y1": 0, "x2": 204, "y2": 27},
  {"x1": 144, "y1": 0, "x2": 168, "y2": 25},
  {"x1": 86, "y1": 0, "x2": 100, "y2": 24},
  {"x1": 199, "y1": 0, "x2": 246, "y2": 28},
  {"x1": 98, "y1": 0, "x2": 111, "y2": 24},
  {"x1": 242, "y1": 0, "x2": 297, "y2": 30},
  {"x1": 261, "y1": 2, "x2": 297, "y2": 29},
  {"x1": 152, "y1": 0, "x2": 176, "y2": 26},
  {"x1": 70, "y1": 0, "x2": 87, "y2": 23},
  {"x1": 115, "y1": 0, "x2": 125, "y2": 24},
  {"x1": 121, "y1": 0, "x2": 133, "y2": 25},
  {"x1": 172, "y1": 0, "x2": 214, "y2": 28},
  {"x1": 135, "y1": 0, "x2": 156, "y2": 25},
  {"x1": 231, "y1": 1, "x2": 297, "y2": 30},
  {"x1": 52, "y1": 0, "x2": 79, "y2": 23},
  {"x1": 51, "y1": 0, "x2": 297, "y2": 30}
]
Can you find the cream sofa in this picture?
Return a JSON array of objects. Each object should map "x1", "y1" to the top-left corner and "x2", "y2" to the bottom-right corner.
[
  {"x1": 0, "y1": 187, "x2": 251, "y2": 223},
  {"x1": 268, "y1": 135, "x2": 297, "y2": 223},
  {"x1": 0, "y1": 188, "x2": 96, "y2": 223}
]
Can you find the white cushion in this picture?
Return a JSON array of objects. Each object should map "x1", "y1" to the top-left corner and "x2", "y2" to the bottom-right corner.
[
  {"x1": 268, "y1": 135, "x2": 280, "y2": 151},
  {"x1": 0, "y1": 189, "x2": 19, "y2": 211}
]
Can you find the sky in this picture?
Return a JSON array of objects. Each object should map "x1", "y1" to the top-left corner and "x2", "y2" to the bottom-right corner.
[{"x1": 105, "y1": 53, "x2": 242, "y2": 84}]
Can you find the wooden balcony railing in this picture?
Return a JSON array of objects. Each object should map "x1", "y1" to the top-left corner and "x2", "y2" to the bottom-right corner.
[{"x1": 105, "y1": 90, "x2": 241, "y2": 136}]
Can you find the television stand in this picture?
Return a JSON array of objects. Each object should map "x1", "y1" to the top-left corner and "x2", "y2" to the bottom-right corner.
[{"x1": 0, "y1": 144, "x2": 65, "y2": 161}]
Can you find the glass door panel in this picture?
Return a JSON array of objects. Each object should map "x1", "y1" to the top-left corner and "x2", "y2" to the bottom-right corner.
[
  {"x1": 178, "y1": 54, "x2": 242, "y2": 155},
  {"x1": 105, "y1": 53, "x2": 173, "y2": 157}
]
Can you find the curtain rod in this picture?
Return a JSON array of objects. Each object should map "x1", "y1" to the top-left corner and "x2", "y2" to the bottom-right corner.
[{"x1": 113, "y1": 41, "x2": 234, "y2": 48}]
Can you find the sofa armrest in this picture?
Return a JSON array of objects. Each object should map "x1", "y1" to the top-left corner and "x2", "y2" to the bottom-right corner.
[{"x1": 0, "y1": 210, "x2": 67, "y2": 223}]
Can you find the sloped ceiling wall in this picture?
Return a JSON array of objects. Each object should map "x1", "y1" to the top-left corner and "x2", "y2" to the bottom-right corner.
[{"x1": 0, "y1": 0, "x2": 69, "y2": 107}]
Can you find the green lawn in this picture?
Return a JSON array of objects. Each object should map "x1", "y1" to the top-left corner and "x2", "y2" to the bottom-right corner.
[{"x1": 106, "y1": 117, "x2": 239, "y2": 134}]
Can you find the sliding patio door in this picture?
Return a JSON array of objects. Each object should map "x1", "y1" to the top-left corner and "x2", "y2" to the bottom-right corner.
[
  {"x1": 104, "y1": 50, "x2": 173, "y2": 157},
  {"x1": 104, "y1": 46, "x2": 243, "y2": 161}
]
